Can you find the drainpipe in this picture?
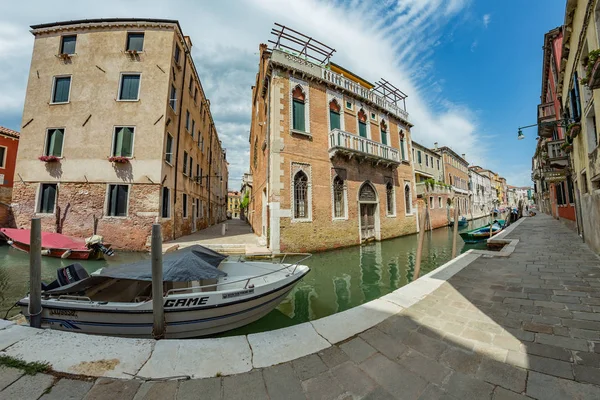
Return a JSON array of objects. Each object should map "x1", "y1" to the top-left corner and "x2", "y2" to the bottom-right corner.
[
  {"x1": 208, "y1": 124, "x2": 213, "y2": 225},
  {"x1": 173, "y1": 43, "x2": 189, "y2": 240},
  {"x1": 266, "y1": 75, "x2": 272, "y2": 247}
]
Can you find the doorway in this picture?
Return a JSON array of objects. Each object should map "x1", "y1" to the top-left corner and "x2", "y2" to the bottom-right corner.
[
  {"x1": 192, "y1": 200, "x2": 197, "y2": 233},
  {"x1": 358, "y1": 182, "x2": 380, "y2": 243},
  {"x1": 360, "y1": 204, "x2": 376, "y2": 241}
]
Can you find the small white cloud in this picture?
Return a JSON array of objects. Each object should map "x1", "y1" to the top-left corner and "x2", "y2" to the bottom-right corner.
[
  {"x1": 471, "y1": 40, "x2": 478, "y2": 52},
  {"x1": 483, "y1": 14, "x2": 491, "y2": 28}
]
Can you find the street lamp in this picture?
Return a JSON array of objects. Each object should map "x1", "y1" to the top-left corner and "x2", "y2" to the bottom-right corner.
[{"x1": 517, "y1": 128, "x2": 525, "y2": 140}]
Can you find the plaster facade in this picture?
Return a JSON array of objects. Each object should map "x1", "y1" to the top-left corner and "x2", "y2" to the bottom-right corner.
[{"x1": 436, "y1": 147, "x2": 469, "y2": 218}]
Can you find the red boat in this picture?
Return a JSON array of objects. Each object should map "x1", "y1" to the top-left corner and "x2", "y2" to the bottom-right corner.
[{"x1": 0, "y1": 228, "x2": 113, "y2": 260}]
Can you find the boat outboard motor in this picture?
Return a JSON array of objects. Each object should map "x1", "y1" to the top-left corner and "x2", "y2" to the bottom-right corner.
[
  {"x1": 85, "y1": 235, "x2": 115, "y2": 257},
  {"x1": 41, "y1": 263, "x2": 90, "y2": 291}
]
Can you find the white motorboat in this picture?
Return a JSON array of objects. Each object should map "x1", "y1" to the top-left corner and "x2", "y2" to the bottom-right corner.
[{"x1": 18, "y1": 245, "x2": 311, "y2": 338}]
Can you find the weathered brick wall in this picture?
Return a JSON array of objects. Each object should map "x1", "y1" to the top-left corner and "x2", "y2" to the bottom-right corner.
[
  {"x1": 0, "y1": 202, "x2": 15, "y2": 228},
  {"x1": 422, "y1": 193, "x2": 451, "y2": 229},
  {"x1": 0, "y1": 187, "x2": 11, "y2": 204},
  {"x1": 12, "y1": 181, "x2": 159, "y2": 250}
]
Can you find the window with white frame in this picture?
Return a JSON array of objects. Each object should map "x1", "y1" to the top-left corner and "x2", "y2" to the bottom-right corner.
[
  {"x1": 165, "y1": 133, "x2": 173, "y2": 164},
  {"x1": 126, "y1": 33, "x2": 144, "y2": 52},
  {"x1": 38, "y1": 183, "x2": 57, "y2": 214},
  {"x1": 112, "y1": 127, "x2": 134, "y2": 157},
  {"x1": 430, "y1": 196, "x2": 434, "y2": 209},
  {"x1": 44, "y1": 128, "x2": 64, "y2": 157},
  {"x1": 0, "y1": 146, "x2": 5, "y2": 168},
  {"x1": 329, "y1": 99, "x2": 341, "y2": 131},
  {"x1": 107, "y1": 184, "x2": 129, "y2": 217},
  {"x1": 170, "y1": 85, "x2": 177, "y2": 110},
  {"x1": 51, "y1": 76, "x2": 71, "y2": 104},
  {"x1": 294, "y1": 171, "x2": 308, "y2": 218},
  {"x1": 292, "y1": 85, "x2": 306, "y2": 132},
  {"x1": 60, "y1": 35, "x2": 76, "y2": 55},
  {"x1": 404, "y1": 183, "x2": 412, "y2": 214},
  {"x1": 161, "y1": 187, "x2": 170, "y2": 218},
  {"x1": 118, "y1": 74, "x2": 141, "y2": 101},
  {"x1": 380, "y1": 120, "x2": 388, "y2": 146}
]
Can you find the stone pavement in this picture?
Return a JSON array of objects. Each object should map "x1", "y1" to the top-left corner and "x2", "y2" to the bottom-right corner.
[{"x1": 2, "y1": 213, "x2": 600, "y2": 399}]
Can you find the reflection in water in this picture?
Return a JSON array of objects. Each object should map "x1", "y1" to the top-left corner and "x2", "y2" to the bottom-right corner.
[{"x1": 0, "y1": 217, "x2": 494, "y2": 336}]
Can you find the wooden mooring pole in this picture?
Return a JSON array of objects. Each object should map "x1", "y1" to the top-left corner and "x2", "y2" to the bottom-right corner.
[
  {"x1": 414, "y1": 202, "x2": 427, "y2": 280},
  {"x1": 29, "y1": 218, "x2": 42, "y2": 328},
  {"x1": 151, "y1": 224, "x2": 165, "y2": 339},
  {"x1": 451, "y1": 200, "x2": 459, "y2": 259}
]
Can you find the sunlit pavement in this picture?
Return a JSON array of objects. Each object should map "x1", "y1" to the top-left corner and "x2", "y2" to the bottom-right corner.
[{"x1": 1, "y1": 213, "x2": 600, "y2": 399}]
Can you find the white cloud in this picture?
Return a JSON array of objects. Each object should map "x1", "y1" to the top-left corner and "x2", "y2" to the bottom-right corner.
[
  {"x1": 471, "y1": 40, "x2": 478, "y2": 52},
  {"x1": 483, "y1": 14, "x2": 491, "y2": 28},
  {"x1": 0, "y1": 0, "x2": 483, "y2": 190}
]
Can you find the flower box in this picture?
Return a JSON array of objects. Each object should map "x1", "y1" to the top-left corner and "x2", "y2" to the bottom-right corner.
[
  {"x1": 108, "y1": 156, "x2": 130, "y2": 164},
  {"x1": 38, "y1": 155, "x2": 60, "y2": 162},
  {"x1": 568, "y1": 123, "x2": 581, "y2": 139}
]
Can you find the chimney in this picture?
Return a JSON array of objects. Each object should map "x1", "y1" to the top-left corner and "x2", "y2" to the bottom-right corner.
[
  {"x1": 184, "y1": 36, "x2": 193, "y2": 50},
  {"x1": 434, "y1": 142, "x2": 438, "y2": 150},
  {"x1": 462, "y1": 153, "x2": 466, "y2": 160}
]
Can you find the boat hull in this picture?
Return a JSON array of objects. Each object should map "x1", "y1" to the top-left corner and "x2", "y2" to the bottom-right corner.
[
  {"x1": 7, "y1": 240, "x2": 100, "y2": 260},
  {"x1": 460, "y1": 220, "x2": 505, "y2": 244}
]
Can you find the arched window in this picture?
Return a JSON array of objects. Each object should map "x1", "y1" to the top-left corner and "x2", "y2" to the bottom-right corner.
[
  {"x1": 380, "y1": 120, "x2": 388, "y2": 146},
  {"x1": 329, "y1": 99, "x2": 341, "y2": 131},
  {"x1": 404, "y1": 184, "x2": 411, "y2": 214},
  {"x1": 357, "y1": 109, "x2": 368, "y2": 138},
  {"x1": 294, "y1": 171, "x2": 308, "y2": 218},
  {"x1": 386, "y1": 181, "x2": 394, "y2": 215},
  {"x1": 333, "y1": 176, "x2": 345, "y2": 218},
  {"x1": 399, "y1": 130, "x2": 406, "y2": 160},
  {"x1": 292, "y1": 85, "x2": 306, "y2": 132},
  {"x1": 449, "y1": 174, "x2": 453, "y2": 186}
]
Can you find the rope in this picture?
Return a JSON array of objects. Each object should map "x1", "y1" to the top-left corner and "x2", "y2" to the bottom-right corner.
[
  {"x1": 123, "y1": 372, "x2": 191, "y2": 381},
  {"x1": 2, "y1": 302, "x2": 18, "y2": 320},
  {"x1": 28, "y1": 305, "x2": 43, "y2": 317}
]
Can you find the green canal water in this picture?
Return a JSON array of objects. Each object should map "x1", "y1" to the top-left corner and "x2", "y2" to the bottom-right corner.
[{"x1": 0, "y1": 217, "x2": 493, "y2": 336}]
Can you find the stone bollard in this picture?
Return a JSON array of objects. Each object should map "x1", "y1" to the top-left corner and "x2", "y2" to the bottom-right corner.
[{"x1": 222, "y1": 223, "x2": 227, "y2": 236}]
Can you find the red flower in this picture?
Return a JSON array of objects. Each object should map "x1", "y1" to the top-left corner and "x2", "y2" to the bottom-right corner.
[
  {"x1": 39, "y1": 155, "x2": 60, "y2": 162},
  {"x1": 108, "y1": 156, "x2": 130, "y2": 163}
]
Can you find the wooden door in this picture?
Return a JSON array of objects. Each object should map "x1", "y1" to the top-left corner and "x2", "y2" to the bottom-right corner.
[{"x1": 360, "y1": 204, "x2": 376, "y2": 241}]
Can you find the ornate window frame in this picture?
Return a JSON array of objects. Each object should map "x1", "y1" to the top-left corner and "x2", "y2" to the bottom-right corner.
[
  {"x1": 404, "y1": 180, "x2": 413, "y2": 216},
  {"x1": 291, "y1": 162, "x2": 312, "y2": 222},
  {"x1": 331, "y1": 168, "x2": 348, "y2": 221},
  {"x1": 385, "y1": 176, "x2": 396, "y2": 217},
  {"x1": 356, "y1": 104, "x2": 371, "y2": 140},
  {"x1": 327, "y1": 89, "x2": 345, "y2": 132},
  {"x1": 289, "y1": 77, "x2": 310, "y2": 135}
]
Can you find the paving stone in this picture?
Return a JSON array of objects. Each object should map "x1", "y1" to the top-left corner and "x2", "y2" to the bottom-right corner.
[
  {"x1": 523, "y1": 322, "x2": 553, "y2": 334},
  {"x1": 0, "y1": 374, "x2": 55, "y2": 400},
  {"x1": 564, "y1": 303, "x2": 593, "y2": 312},
  {"x1": 475, "y1": 358, "x2": 527, "y2": 393},
  {"x1": 331, "y1": 361, "x2": 378, "y2": 398},
  {"x1": 359, "y1": 353, "x2": 429, "y2": 399},
  {"x1": 0, "y1": 367, "x2": 23, "y2": 391},
  {"x1": 466, "y1": 320, "x2": 504, "y2": 334},
  {"x1": 301, "y1": 372, "x2": 345, "y2": 400},
  {"x1": 362, "y1": 386, "x2": 396, "y2": 400},
  {"x1": 360, "y1": 328, "x2": 408, "y2": 360},
  {"x1": 574, "y1": 351, "x2": 600, "y2": 368},
  {"x1": 526, "y1": 354, "x2": 574, "y2": 379},
  {"x1": 176, "y1": 378, "x2": 221, "y2": 400},
  {"x1": 492, "y1": 335, "x2": 522, "y2": 351},
  {"x1": 404, "y1": 331, "x2": 448, "y2": 359},
  {"x1": 533, "y1": 301, "x2": 566, "y2": 310},
  {"x1": 339, "y1": 337, "x2": 377, "y2": 364},
  {"x1": 397, "y1": 349, "x2": 451, "y2": 385},
  {"x1": 262, "y1": 363, "x2": 304, "y2": 400},
  {"x1": 573, "y1": 311, "x2": 600, "y2": 322},
  {"x1": 439, "y1": 347, "x2": 482, "y2": 375},
  {"x1": 442, "y1": 371, "x2": 494, "y2": 399},
  {"x1": 570, "y1": 328, "x2": 600, "y2": 340},
  {"x1": 554, "y1": 291, "x2": 591, "y2": 297},
  {"x1": 317, "y1": 346, "x2": 350, "y2": 369},
  {"x1": 291, "y1": 354, "x2": 328, "y2": 381},
  {"x1": 527, "y1": 371, "x2": 600, "y2": 399},
  {"x1": 133, "y1": 381, "x2": 178, "y2": 400},
  {"x1": 84, "y1": 378, "x2": 142, "y2": 400},
  {"x1": 417, "y1": 384, "x2": 456, "y2": 400},
  {"x1": 521, "y1": 342, "x2": 573, "y2": 362},
  {"x1": 551, "y1": 296, "x2": 582, "y2": 304},
  {"x1": 40, "y1": 379, "x2": 94, "y2": 400},
  {"x1": 535, "y1": 333, "x2": 589, "y2": 351},
  {"x1": 502, "y1": 327, "x2": 534, "y2": 342},
  {"x1": 562, "y1": 318, "x2": 600, "y2": 331},
  {"x1": 222, "y1": 370, "x2": 267, "y2": 400},
  {"x1": 552, "y1": 326, "x2": 570, "y2": 336},
  {"x1": 573, "y1": 365, "x2": 600, "y2": 386},
  {"x1": 504, "y1": 298, "x2": 533, "y2": 306},
  {"x1": 540, "y1": 308, "x2": 573, "y2": 319},
  {"x1": 492, "y1": 386, "x2": 532, "y2": 400}
]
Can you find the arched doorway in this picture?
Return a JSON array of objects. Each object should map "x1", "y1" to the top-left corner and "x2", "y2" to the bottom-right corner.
[{"x1": 358, "y1": 182, "x2": 379, "y2": 242}]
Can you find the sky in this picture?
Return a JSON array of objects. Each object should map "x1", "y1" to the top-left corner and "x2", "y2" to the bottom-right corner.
[{"x1": 0, "y1": 0, "x2": 566, "y2": 189}]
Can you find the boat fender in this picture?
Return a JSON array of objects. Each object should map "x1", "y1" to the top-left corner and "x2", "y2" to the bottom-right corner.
[
  {"x1": 7, "y1": 240, "x2": 13, "y2": 245},
  {"x1": 61, "y1": 250, "x2": 72, "y2": 259},
  {"x1": 41, "y1": 249, "x2": 50, "y2": 255}
]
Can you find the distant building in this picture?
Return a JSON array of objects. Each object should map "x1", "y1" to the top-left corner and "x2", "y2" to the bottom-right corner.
[
  {"x1": 0, "y1": 126, "x2": 19, "y2": 227},
  {"x1": 240, "y1": 172, "x2": 252, "y2": 223},
  {"x1": 435, "y1": 147, "x2": 469, "y2": 217},
  {"x1": 468, "y1": 167, "x2": 493, "y2": 218},
  {"x1": 227, "y1": 191, "x2": 241, "y2": 219},
  {"x1": 248, "y1": 26, "x2": 417, "y2": 252},
  {"x1": 14, "y1": 19, "x2": 228, "y2": 250}
]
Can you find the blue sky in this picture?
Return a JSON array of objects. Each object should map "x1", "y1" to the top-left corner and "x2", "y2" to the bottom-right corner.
[{"x1": 0, "y1": 0, "x2": 567, "y2": 188}]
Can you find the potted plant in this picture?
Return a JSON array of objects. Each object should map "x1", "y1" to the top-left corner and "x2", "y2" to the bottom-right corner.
[
  {"x1": 108, "y1": 156, "x2": 130, "y2": 164},
  {"x1": 567, "y1": 123, "x2": 581, "y2": 139},
  {"x1": 580, "y1": 49, "x2": 600, "y2": 88},
  {"x1": 560, "y1": 141, "x2": 573, "y2": 153},
  {"x1": 38, "y1": 155, "x2": 60, "y2": 162}
]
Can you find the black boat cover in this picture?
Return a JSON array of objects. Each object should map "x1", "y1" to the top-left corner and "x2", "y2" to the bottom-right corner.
[{"x1": 99, "y1": 245, "x2": 228, "y2": 282}]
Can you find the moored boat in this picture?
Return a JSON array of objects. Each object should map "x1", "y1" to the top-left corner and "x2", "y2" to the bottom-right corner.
[
  {"x1": 0, "y1": 228, "x2": 113, "y2": 260},
  {"x1": 449, "y1": 216, "x2": 468, "y2": 227},
  {"x1": 18, "y1": 245, "x2": 311, "y2": 338},
  {"x1": 459, "y1": 220, "x2": 505, "y2": 244}
]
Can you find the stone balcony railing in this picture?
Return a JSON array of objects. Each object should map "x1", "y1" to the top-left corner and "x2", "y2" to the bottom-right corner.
[
  {"x1": 547, "y1": 139, "x2": 567, "y2": 160},
  {"x1": 416, "y1": 183, "x2": 452, "y2": 196},
  {"x1": 328, "y1": 129, "x2": 402, "y2": 166}
]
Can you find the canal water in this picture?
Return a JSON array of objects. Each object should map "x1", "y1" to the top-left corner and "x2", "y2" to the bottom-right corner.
[{"x1": 0, "y1": 217, "x2": 493, "y2": 336}]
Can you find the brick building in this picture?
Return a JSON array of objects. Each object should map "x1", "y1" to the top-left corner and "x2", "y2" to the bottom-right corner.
[
  {"x1": 248, "y1": 27, "x2": 417, "y2": 253},
  {"x1": 14, "y1": 18, "x2": 228, "y2": 250},
  {"x1": 227, "y1": 190, "x2": 240, "y2": 219},
  {"x1": 435, "y1": 146, "x2": 470, "y2": 218},
  {"x1": 0, "y1": 126, "x2": 19, "y2": 227}
]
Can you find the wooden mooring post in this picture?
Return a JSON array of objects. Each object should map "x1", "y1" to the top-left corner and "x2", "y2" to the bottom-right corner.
[
  {"x1": 29, "y1": 218, "x2": 42, "y2": 328},
  {"x1": 451, "y1": 200, "x2": 459, "y2": 259},
  {"x1": 414, "y1": 202, "x2": 427, "y2": 280},
  {"x1": 151, "y1": 224, "x2": 165, "y2": 339}
]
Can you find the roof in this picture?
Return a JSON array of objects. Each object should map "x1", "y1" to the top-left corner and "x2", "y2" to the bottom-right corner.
[
  {"x1": 0, "y1": 126, "x2": 20, "y2": 139},
  {"x1": 30, "y1": 18, "x2": 179, "y2": 30},
  {"x1": 435, "y1": 146, "x2": 468, "y2": 166}
]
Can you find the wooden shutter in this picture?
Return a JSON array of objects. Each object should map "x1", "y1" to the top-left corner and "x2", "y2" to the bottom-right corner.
[
  {"x1": 358, "y1": 121, "x2": 367, "y2": 138},
  {"x1": 293, "y1": 100, "x2": 305, "y2": 131},
  {"x1": 329, "y1": 110, "x2": 340, "y2": 131},
  {"x1": 41, "y1": 184, "x2": 56, "y2": 213}
]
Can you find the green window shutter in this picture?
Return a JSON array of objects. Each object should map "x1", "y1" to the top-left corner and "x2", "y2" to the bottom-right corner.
[
  {"x1": 41, "y1": 184, "x2": 56, "y2": 213},
  {"x1": 359, "y1": 121, "x2": 367, "y2": 138},
  {"x1": 120, "y1": 75, "x2": 140, "y2": 100},
  {"x1": 293, "y1": 100, "x2": 305, "y2": 131},
  {"x1": 54, "y1": 77, "x2": 71, "y2": 103},
  {"x1": 381, "y1": 129, "x2": 387, "y2": 145},
  {"x1": 400, "y1": 139, "x2": 405, "y2": 159},
  {"x1": 329, "y1": 111, "x2": 340, "y2": 131},
  {"x1": 114, "y1": 128, "x2": 123, "y2": 156},
  {"x1": 117, "y1": 185, "x2": 128, "y2": 216}
]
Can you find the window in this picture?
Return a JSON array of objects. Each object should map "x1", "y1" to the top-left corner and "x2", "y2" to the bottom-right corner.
[
  {"x1": 0, "y1": 146, "x2": 5, "y2": 168},
  {"x1": 196, "y1": 198, "x2": 200, "y2": 218},
  {"x1": 346, "y1": 100, "x2": 352, "y2": 109},
  {"x1": 185, "y1": 110, "x2": 190, "y2": 131},
  {"x1": 182, "y1": 193, "x2": 188, "y2": 218},
  {"x1": 170, "y1": 85, "x2": 177, "y2": 110},
  {"x1": 386, "y1": 182, "x2": 395, "y2": 215},
  {"x1": 417, "y1": 151, "x2": 422, "y2": 164},
  {"x1": 189, "y1": 156, "x2": 193, "y2": 177},
  {"x1": 174, "y1": 45, "x2": 181, "y2": 64},
  {"x1": 329, "y1": 100, "x2": 341, "y2": 131},
  {"x1": 425, "y1": 154, "x2": 429, "y2": 167},
  {"x1": 567, "y1": 177, "x2": 574, "y2": 204},
  {"x1": 199, "y1": 168, "x2": 203, "y2": 185},
  {"x1": 380, "y1": 120, "x2": 388, "y2": 146},
  {"x1": 60, "y1": 35, "x2": 76, "y2": 55},
  {"x1": 165, "y1": 133, "x2": 173, "y2": 164},
  {"x1": 430, "y1": 196, "x2": 434, "y2": 209},
  {"x1": 294, "y1": 171, "x2": 308, "y2": 218},
  {"x1": 292, "y1": 85, "x2": 306, "y2": 131},
  {"x1": 194, "y1": 87, "x2": 198, "y2": 103},
  {"x1": 196, "y1": 164, "x2": 200, "y2": 181},
  {"x1": 107, "y1": 184, "x2": 129, "y2": 217},
  {"x1": 38, "y1": 184, "x2": 57, "y2": 214},
  {"x1": 126, "y1": 33, "x2": 144, "y2": 52},
  {"x1": 52, "y1": 76, "x2": 71, "y2": 104},
  {"x1": 333, "y1": 176, "x2": 345, "y2": 218},
  {"x1": 404, "y1": 184, "x2": 411, "y2": 214},
  {"x1": 118, "y1": 74, "x2": 141, "y2": 101},
  {"x1": 400, "y1": 134, "x2": 406, "y2": 160},
  {"x1": 200, "y1": 136, "x2": 205, "y2": 153},
  {"x1": 253, "y1": 138, "x2": 258, "y2": 168},
  {"x1": 191, "y1": 120, "x2": 195, "y2": 139},
  {"x1": 371, "y1": 112, "x2": 377, "y2": 120},
  {"x1": 183, "y1": 151, "x2": 188, "y2": 176},
  {"x1": 44, "y1": 128, "x2": 64, "y2": 157},
  {"x1": 438, "y1": 197, "x2": 442, "y2": 208},
  {"x1": 112, "y1": 127, "x2": 134, "y2": 157},
  {"x1": 358, "y1": 109, "x2": 368, "y2": 138},
  {"x1": 161, "y1": 187, "x2": 170, "y2": 218},
  {"x1": 189, "y1": 76, "x2": 194, "y2": 93},
  {"x1": 437, "y1": 160, "x2": 440, "y2": 170}
]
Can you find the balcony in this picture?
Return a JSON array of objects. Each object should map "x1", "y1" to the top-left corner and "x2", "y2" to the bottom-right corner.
[
  {"x1": 416, "y1": 182, "x2": 452, "y2": 197},
  {"x1": 547, "y1": 140, "x2": 567, "y2": 160},
  {"x1": 329, "y1": 129, "x2": 401, "y2": 167},
  {"x1": 538, "y1": 102, "x2": 556, "y2": 123}
]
